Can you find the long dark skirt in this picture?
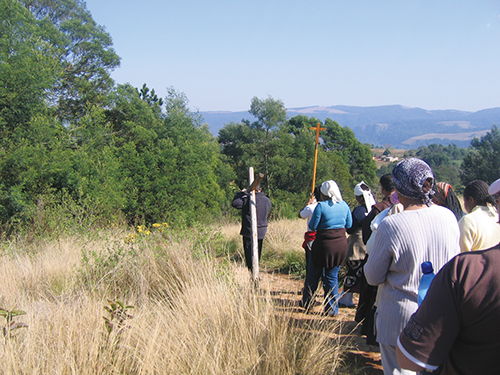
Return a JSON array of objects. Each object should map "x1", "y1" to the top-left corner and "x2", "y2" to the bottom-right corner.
[
  {"x1": 311, "y1": 228, "x2": 347, "y2": 269},
  {"x1": 343, "y1": 259, "x2": 364, "y2": 294},
  {"x1": 355, "y1": 255, "x2": 378, "y2": 345}
]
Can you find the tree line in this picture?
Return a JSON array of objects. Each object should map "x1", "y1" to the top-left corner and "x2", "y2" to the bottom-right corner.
[
  {"x1": 376, "y1": 135, "x2": 500, "y2": 194},
  {"x1": 1, "y1": 0, "x2": 498, "y2": 237}
]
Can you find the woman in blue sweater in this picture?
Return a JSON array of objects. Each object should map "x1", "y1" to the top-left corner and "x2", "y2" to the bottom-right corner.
[{"x1": 300, "y1": 180, "x2": 352, "y2": 316}]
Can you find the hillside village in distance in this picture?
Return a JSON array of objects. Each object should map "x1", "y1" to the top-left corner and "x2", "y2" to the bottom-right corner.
[
  {"x1": 371, "y1": 148, "x2": 403, "y2": 168},
  {"x1": 201, "y1": 104, "x2": 500, "y2": 149}
]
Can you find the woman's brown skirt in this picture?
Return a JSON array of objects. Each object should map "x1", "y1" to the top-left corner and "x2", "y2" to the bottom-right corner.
[{"x1": 311, "y1": 228, "x2": 347, "y2": 269}]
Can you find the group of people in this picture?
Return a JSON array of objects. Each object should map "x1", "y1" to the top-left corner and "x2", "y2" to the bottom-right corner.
[
  {"x1": 232, "y1": 158, "x2": 500, "y2": 374},
  {"x1": 301, "y1": 159, "x2": 500, "y2": 375}
]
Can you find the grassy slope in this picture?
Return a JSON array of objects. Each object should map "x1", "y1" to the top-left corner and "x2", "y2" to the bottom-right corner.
[{"x1": 0, "y1": 220, "x2": 367, "y2": 374}]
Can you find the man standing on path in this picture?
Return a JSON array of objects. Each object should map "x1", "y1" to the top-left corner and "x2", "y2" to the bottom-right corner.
[{"x1": 232, "y1": 185, "x2": 271, "y2": 273}]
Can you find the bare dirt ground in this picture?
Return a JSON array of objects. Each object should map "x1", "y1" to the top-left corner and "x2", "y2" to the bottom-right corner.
[{"x1": 259, "y1": 271, "x2": 383, "y2": 375}]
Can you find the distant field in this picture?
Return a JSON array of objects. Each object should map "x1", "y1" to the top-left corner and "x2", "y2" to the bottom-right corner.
[
  {"x1": 402, "y1": 129, "x2": 490, "y2": 146},
  {"x1": 371, "y1": 148, "x2": 407, "y2": 169}
]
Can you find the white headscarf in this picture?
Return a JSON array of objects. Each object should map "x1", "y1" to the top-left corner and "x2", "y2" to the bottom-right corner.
[
  {"x1": 489, "y1": 178, "x2": 500, "y2": 195},
  {"x1": 354, "y1": 181, "x2": 376, "y2": 213},
  {"x1": 320, "y1": 180, "x2": 343, "y2": 204}
]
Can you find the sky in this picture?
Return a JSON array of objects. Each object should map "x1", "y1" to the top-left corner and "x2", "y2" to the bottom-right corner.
[{"x1": 84, "y1": 0, "x2": 500, "y2": 113}]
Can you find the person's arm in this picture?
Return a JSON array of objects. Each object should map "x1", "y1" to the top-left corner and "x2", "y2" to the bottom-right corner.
[
  {"x1": 347, "y1": 212, "x2": 359, "y2": 234},
  {"x1": 345, "y1": 203, "x2": 353, "y2": 229},
  {"x1": 231, "y1": 190, "x2": 247, "y2": 210},
  {"x1": 458, "y1": 216, "x2": 474, "y2": 252},
  {"x1": 299, "y1": 201, "x2": 314, "y2": 219},
  {"x1": 362, "y1": 207, "x2": 379, "y2": 244},
  {"x1": 397, "y1": 260, "x2": 461, "y2": 372},
  {"x1": 396, "y1": 341, "x2": 425, "y2": 372},
  {"x1": 363, "y1": 221, "x2": 392, "y2": 285},
  {"x1": 264, "y1": 195, "x2": 272, "y2": 221},
  {"x1": 308, "y1": 203, "x2": 322, "y2": 231}
]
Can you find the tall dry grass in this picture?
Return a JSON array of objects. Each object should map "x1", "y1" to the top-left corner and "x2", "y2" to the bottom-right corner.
[{"x1": 0, "y1": 220, "x2": 348, "y2": 374}]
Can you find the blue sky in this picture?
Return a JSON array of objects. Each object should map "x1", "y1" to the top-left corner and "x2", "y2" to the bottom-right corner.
[{"x1": 84, "y1": 0, "x2": 500, "y2": 112}]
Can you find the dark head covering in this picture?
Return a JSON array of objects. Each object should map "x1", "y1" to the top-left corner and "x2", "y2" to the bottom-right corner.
[
  {"x1": 380, "y1": 173, "x2": 395, "y2": 193},
  {"x1": 313, "y1": 186, "x2": 322, "y2": 202},
  {"x1": 392, "y1": 158, "x2": 435, "y2": 205}
]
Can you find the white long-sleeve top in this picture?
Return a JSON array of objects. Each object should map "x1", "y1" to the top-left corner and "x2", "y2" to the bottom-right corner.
[
  {"x1": 300, "y1": 202, "x2": 318, "y2": 232},
  {"x1": 364, "y1": 205, "x2": 460, "y2": 346}
]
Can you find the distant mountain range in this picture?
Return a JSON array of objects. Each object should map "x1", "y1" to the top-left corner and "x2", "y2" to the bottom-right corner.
[{"x1": 200, "y1": 105, "x2": 500, "y2": 149}]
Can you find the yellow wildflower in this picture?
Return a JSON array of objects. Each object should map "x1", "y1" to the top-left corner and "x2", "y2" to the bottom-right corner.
[
  {"x1": 152, "y1": 223, "x2": 161, "y2": 228},
  {"x1": 125, "y1": 233, "x2": 136, "y2": 243}
]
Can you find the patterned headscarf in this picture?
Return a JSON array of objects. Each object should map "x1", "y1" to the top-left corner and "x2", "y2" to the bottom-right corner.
[
  {"x1": 392, "y1": 158, "x2": 435, "y2": 205},
  {"x1": 432, "y1": 182, "x2": 452, "y2": 206},
  {"x1": 320, "y1": 180, "x2": 343, "y2": 204}
]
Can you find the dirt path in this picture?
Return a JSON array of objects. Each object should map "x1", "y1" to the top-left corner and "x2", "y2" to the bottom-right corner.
[{"x1": 259, "y1": 271, "x2": 383, "y2": 374}]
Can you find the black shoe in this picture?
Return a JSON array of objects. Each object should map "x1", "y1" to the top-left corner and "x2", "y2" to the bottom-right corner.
[
  {"x1": 366, "y1": 338, "x2": 379, "y2": 346},
  {"x1": 339, "y1": 303, "x2": 356, "y2": 309},
  {"x1": 299, "y1": 300, "x2": 313, "y2": 311},
  {"x1": 323, "y1": 310, "x2": 338, "y2": 317}
]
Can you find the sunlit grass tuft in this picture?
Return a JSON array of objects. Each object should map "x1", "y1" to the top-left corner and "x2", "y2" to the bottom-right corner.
[
  {"x1": 0, "y1": 221, "x2": 347, "y2": 374},
  {"x1": 264, "y1": 219, "x2": 307, "y2": 275}
]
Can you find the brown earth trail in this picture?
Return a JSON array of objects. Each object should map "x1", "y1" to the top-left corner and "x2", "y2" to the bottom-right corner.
[{"x1": 259, "y1": 271, "x2": 383, "y2": 375}]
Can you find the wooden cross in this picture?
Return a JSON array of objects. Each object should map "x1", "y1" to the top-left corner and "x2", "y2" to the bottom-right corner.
[
  {"x1": 311, "y1": 123, "x2": 326, "y2": 198},
  {"x1": 248, "y1": 167, "x2": 261, "y2": 285}
]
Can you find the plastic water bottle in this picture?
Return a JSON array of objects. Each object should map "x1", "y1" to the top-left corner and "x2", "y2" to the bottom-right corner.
[{"x1": 418, "y1": 261, "x2": 435, "y2": 306}]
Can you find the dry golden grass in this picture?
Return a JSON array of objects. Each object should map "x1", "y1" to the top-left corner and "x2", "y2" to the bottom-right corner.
[
  {"x1": 0, "y1": 221, "x2": 348, "y2": 374},
  {"x1": 265, "y1": 219, "x2": 305, "y2": 253}
]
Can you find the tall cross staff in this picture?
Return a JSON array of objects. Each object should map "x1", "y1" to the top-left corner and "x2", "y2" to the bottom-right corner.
[
  {"x1": 310, "y1": 123, "x2": 326, "y2": 198},
  {"x1": 248, "y1": 168, "x2": 264, "y2": 285}
]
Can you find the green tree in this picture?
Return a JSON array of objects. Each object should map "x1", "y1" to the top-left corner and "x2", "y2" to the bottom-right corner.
[
  {"x1": 321, "y1": 118, "x2": 378, "y2": 187},
  {"x1": 248, "y1": 96, "x2": 287, "y2": 191},
  {"x1": 217, "y1": 122, "x2": 257, "y2": 186},
  {"x1": 21, "y1": 0, "x2": 120, "y2": 121},
  {"x1": 0, "y1": 114, "x2": 68, "y2": 220},
  {"x1": 137, "y1": 83, "x2": 164, "y2": 118},
  {"x1": 137, "y1": 83, "x2": 163, "y2": 107},
  {"x1": 460, "y1": 126, "x2": 500, "y2": 185},
  {"x1": 105, "y1": 84, "x2": 167, "y2": 223},
  {"x1": 219, "y1": 111, "x2": 356, "y2": 217},
  {"x1": 0, "y1": 0, "x2": 61, "y2": 143},
  {"x1": 318, "y1": 151, "x2": 354, "y2": 206},
  {"x1": 161, "y1": 88, "x2": 225, "y2": 223},
  {"x1": 107, "y1": 85, "x2": 225, "y2": 225},
  {"x1": 281, "y1": 115, "x2": 353, "y2": 197},
  {"x1": 376, "y1": 162, "x2": 398, "y2": 178},
  {"x1": 415, "y1": 143, "x2": 468, "y2": 188},
  {"x1": 1, "y1": 0, "x2": 236, "y2": 233}
]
